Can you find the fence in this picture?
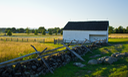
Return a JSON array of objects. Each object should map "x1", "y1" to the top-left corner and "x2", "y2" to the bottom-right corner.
[
  {"x1": 0, "y1": 37, "x2": 63, "y2": 44},
  {"x1": 0, "y1": 39, "x2": 101, "y2": 76},
  {"x1": 0, "y1": 39, "x2": 108, "y2": 77}
]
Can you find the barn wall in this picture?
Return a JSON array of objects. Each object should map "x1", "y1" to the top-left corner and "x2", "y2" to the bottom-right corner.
[{"x1": 63, "y1": 30, "x2": 108, "y2": 43}]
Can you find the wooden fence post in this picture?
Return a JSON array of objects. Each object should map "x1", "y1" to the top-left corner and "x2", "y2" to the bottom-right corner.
[
  {"x1": 62, "y1": 43, "x2": 85, "y2": 61},
  {"x1": 31, "y1": 45, "x2": 54, "y2": 74},
  {"x1": 58, "y1": 38, "x2": 59, "y2": 44},
  {"x1": 43, "y1": 39, "x2": 45, "y2": 43},
  {"x1": 54, "y1": 38, "x2": 57, "y2": 44}
]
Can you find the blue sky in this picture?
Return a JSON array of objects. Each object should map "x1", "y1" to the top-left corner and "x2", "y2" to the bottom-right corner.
[{"x1": 0, "y1": 0, "x2": 128, "y2": 29}]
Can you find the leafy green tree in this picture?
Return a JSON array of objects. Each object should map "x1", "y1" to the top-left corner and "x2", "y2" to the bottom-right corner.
[
  {"x1": 49, "y1": 30, "x2": 52, "y2": 35},
  {"x1": 55, "y1": 29, "x2": 59, "y2": 35},
  {"x1": 109, "y1": 26, "x2": 114, "y2": 34},
  {"x1": 123, "y1": 28, "x2": 126, "y2": 33},
  {"x1": 7, "y1": 30, "x2": 12, "y2": 36},
  {"x1": 11, "y1": 27, "x2": 16, "y2": 33},
  {"x1": 34, "y1": 30, "x2": 38, "y2": 35},
  {"x1": 38, "y1": 27, "x2": 46, "y2": 33},
  {"x1": 5, "y1": 28, "x2": 11, "y2": 33},
  {"x1": 114, "y1": 28, "x2": 118, "y2": 33},
  {"x1": 118, "y1": 26, "x2": 123, "y2": 33},
  {"x1": 126, "y1": 26, "x2": 128, "y2": 33},
  {"x1": 18, "y1": 28, "x2": 25, "y2": 33},
  {"x1": 42, "y1": 30, "x2": 46, "y2": 35},
  {"x1": 26, "y1": 27, "x2": 30, "y2": 35},
  {"x1": 31, "y1": 29, "x2": 35, "y2": 33},
  {"x1": 61, "y1": 30, "x2": 63, "y2": 35}
]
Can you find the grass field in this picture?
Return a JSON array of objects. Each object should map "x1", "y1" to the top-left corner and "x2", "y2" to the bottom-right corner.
[
  {"x1": 0, "y1": 33, "x2": 62, "y2": 38},
  {"x1": 0, "y1": 41, "x2": 59, "y2": 62},
  {"x1": 0, "y1": 34, "x2": 63, "y2": 62},
  {"x1": 1, "y1": 33, "x2": 128, "y2": 77},
  {"x1": 40, "y1": 38, "x2": 128, "y2": 77},
  {"x1": 109, "y1": 33, "x2": 128, "y2": 38}
]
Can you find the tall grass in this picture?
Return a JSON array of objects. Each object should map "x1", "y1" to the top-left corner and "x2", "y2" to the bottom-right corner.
[
  {"x1": 109, "y1": 33, "x2": 128, "y2": 38},
  {"x1": 0, "y1": 41, "x2": 57, "y2": 62}
]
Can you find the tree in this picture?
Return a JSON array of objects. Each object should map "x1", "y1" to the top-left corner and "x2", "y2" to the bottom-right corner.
[
  {"x1": 118, "y1": 26, "x2": 123, "y2": 33},
  {"x1": 34, "y1": 30, "x2": 38, "y2": 35},
  {"x1": 26, "y1": 27, "x2": 30, "y2": 35},
  {"x1": 61, "y1": 30, "x2": 63, "y2": 35},
  {"x1": 42, "y1": 30, "x2": 46, "y2": 35},
  {"x1": 109, "y1": 26, "x2": 114, "y2": 34},
  {"x1": 126, "y1": 26, "x2": 128, "y2": 33},
  {"x1": 38, "y1": 27, "x2": 46, "y2": 33},
  {"x1": 55, "y1": 29, "x2": 59, "y2": 35},
  {"x1": 49, "y1": 30, "x2": 52, "y2": 35},
  {"x1": 5, "y1": 28, "x2": 11, "y2": 33},
  {"x1": 31, "y1": 29, "x2": 35, "y2": 33},
  {"x1": 123, "y1": 28, "x2": 126, "y2": 33},
  {"x1": 11, "y1": 27, "x2": 16, "y2": 33},
  {"x1": 18, "y1": 28, "x2": 25, "y2": 33},
  {"x1": 7, "y1": 30, "x2": 12, "y2": 36},
  {"x1": 114, "y1": 28, "x2": 118, "y2": 33}
]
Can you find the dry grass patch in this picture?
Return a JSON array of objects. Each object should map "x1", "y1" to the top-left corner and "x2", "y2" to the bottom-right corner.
[
  {"x1": 109, "y1": 34, "x2": 128, "y2": 38},
  {"x1": 0, "y1": 41, "x2": 55, "y2": 62}
]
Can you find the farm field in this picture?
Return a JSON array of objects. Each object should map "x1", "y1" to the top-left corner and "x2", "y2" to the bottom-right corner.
[
  {"x1": 1, "y1": 34, "x2": 128, "y2": 77},
  {"x1": 0, "y1": 41, "x2": 63, "y2": 62},
  {"x1": 109, "y1": 33, "x2": 128, "y2": 38},
  {"x1": 0, "y1": 34, "x2": 63, "y2": 62},
  {"x1": 0, "y1": 33, "x2": 62, "y2": 38}
]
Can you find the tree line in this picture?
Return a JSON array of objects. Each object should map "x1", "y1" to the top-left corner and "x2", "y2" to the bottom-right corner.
[
  {"x1": 109, "y1": 26, "x2": 128, "y2": 34},
  {"x1": 0, "y1": 27, "x2": 63, "y2": 36}
]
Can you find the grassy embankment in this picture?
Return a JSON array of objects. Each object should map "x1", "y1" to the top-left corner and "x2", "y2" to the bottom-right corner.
[{"x1": 40, "y1": 38, "x2": 128, "y2": 77}]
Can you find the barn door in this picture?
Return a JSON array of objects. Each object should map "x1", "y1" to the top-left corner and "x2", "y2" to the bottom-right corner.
[{"x1": 89, "y1": 35, "x2": 106, "y2": 42}]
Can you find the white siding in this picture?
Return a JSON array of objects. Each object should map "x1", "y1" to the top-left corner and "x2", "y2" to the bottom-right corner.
[
  {"x1": 63, "y1": 30, "x2": 108, "y2": 43},
  {"x1": 89, "y1": 35, "x2": 107, "y2": 42}
]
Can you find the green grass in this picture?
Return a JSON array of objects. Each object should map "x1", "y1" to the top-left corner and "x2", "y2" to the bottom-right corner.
[
  {"x1": 0, "y1": 33, "x2": 62, "y2": 38},
  {"x1": 40, "y1": 38, "x2": 128, "y2": 77},
  {"x1": 108, "y1": 38, "x2": 128, "y2": 44}
]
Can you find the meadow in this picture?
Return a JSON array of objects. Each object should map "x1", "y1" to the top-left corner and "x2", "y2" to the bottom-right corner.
[
  {"x1": 109, "y1": 33, "x2": 128, "y2": 38},
  {"x1": 41, "y1": 38, "x2": 128, "y2": 77},
  {"x1": 1, "y1": 33, "x2": 128, "y2": 77},
  {"x1": 0, "y1": 33, "x2": 63, "y2": 62}
]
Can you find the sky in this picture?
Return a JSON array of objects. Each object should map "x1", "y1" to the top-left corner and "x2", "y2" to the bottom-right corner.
[{"x1": 0, "y1": 0, "x2": 128, "y2": 29}]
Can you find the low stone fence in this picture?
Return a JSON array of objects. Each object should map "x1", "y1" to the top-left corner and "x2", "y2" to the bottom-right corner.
[{"x1": 0, "y1": 40, "x2": 108, "y2": 77}]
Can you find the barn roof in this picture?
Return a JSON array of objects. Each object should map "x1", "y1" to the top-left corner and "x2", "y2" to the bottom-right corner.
[{"x1": 63, "y1": 21, "x2": 109, "y2": 30}]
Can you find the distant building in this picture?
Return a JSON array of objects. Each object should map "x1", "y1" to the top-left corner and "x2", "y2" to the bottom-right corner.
[{"x1": 63, "y1": 21, "x2": 109, "y2": 43}]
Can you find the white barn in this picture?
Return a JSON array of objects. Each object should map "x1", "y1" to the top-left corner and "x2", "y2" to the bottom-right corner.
[{"x1": 63, "y1": 21, "x2": 109, "y2": 43}]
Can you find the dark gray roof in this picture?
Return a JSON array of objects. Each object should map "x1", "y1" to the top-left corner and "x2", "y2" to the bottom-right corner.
[{"x1": 63, "y1": 21, "x2": 109, "y2": 30}]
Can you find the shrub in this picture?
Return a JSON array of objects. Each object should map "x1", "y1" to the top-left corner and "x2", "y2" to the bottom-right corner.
[
  {"x1": 34, "y1": 30, "x2": 38, "y2": 35},
  {"x1": 7, "y1": 30, "x2": 12, "y2": 36},
  {"x1": 49, "y1": 30, "x2": 52, "y2": 35},
  {"x1": 42, "y1": 30, "x2": 46, "y2": 35}
]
